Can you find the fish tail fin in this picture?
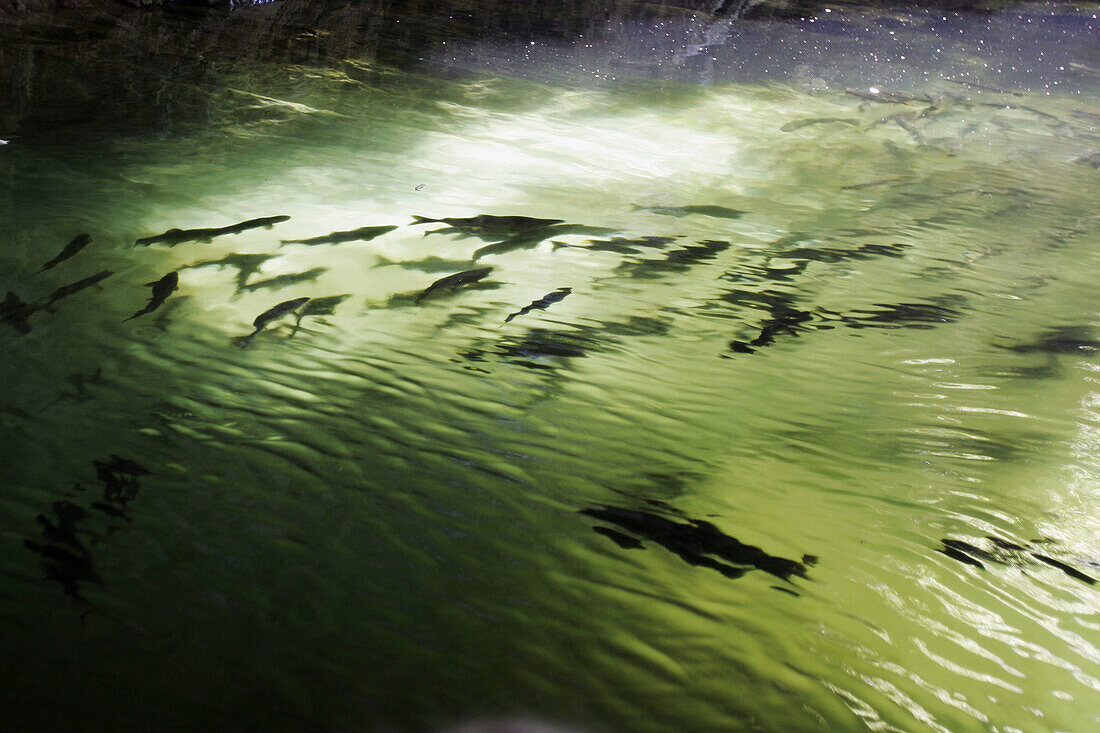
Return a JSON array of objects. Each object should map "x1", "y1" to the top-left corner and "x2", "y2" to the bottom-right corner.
[{"x1": 411, "y1": 215, "x2": 436, "y2": 225}]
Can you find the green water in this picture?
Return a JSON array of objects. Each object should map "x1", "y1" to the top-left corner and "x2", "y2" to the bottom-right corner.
[{"x1": 1, "y1": 2, "x2": 1098, "y2": 731}]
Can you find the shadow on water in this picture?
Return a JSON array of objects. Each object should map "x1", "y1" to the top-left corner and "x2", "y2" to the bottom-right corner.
[{"x1": 24, "y1": 455, "x2": 149, "y2": 600}]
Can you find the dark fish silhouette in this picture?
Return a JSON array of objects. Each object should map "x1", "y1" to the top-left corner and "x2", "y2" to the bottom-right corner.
[
  {"x1": 281, "y1": 225, "x2": 397, "y2": 246},
  {"x1": 583, "y1": 504, "x2": 810, "y2": 582},
  {"x1": 841, "y1": 301, "x2": 962, "y2": 329},
  {"x1": 472, "y1": 224, "x2": 620, "y2": 260},
  {"x1": 94, "y1": 454, "x2": 149, "y2": 506},
  {"x1": 729, "y1": 308, "x2": 815, "y2": 354},
  {"x1": 240, "y1": 267, "x2": 326, "y2": 293},
  {"x1": 43, "y1": 270, "x2": 113, "y2": 308},
  {"x1": 1031, "y1": 553, "x2": 1096, "y2": 584},
  {"x1": 411, "y1": 214, "x2": 564, "y2": 238},
  {"x1": 416, "y1": 266, "x2": 493, "y2": 304},
  {"x1": 24, "y1": 538, "x2": 100, "y2": 599},
  {"x1": 939, "y1": 536, "x2": 1096, "y2": 584},
  {"x1": 124, "y1": 271, "x2": 179, "y2": 322},
  {"x1": 504, "y1": 288, "x2": 571, "y2": 323},
  {"x1": 845, "y1": 88, "x2": 934, "y2": 105},
  {"x1": 631, "y1": 204, "x2": 747, "y2": 219},
  {"x1": 234, "y1": 296, "x2": 310, "y2": 347},
  {"x1": 34, "y1": 501, "x2": 92, "y2": 553},
  {"x1": 616, "y1": 240, "x2": 730, "y2": 279},
  {"x1": 994, "y1": 326, "x2": 1100, "y2": 355},
  {"x1": 1, "y1": 291, "x2": 36, "y2": 334},
  {"x1": 135, "y1": 215, "x2": 290, "y2": 247},
  {"x1": 780, "y1": 118, "x2": 861, "y2": 132},
  {"x1": 183, "y1": 253, "x2": 279, "y2": 292},
  {"x1": 375, "y1": 255, "x2": 480, "y2": 273},
  {"x1": 552, "y1": 235, "x2": 676, "y2": 255},
  {"x1": 38, "y1": 233, "x2": 91, "y2": 272}
]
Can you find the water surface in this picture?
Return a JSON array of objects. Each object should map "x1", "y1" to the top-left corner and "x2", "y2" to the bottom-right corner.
[{"x1": 1, "y1": 1, "x2": 1098, "y2": 731}]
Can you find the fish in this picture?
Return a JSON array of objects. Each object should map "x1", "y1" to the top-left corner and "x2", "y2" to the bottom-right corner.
[
  {"x1": 182, "y1": 253, "x2": 278, "y2": 292},
  {"x1": 780, "y1": 117, "x2": 861, "y2": 132},
  {"x1": 552, "y1": 235, "x2": 677, "y2": 255},
  {"x1": 944, "y1": 77, "x2": 1025, "y2": 97},
  {"x1": 42, "y1": 270, "x2": 113, "y2": 308},
  {"x1": 1029, "y1": 553, "x2": 1096, "y2": 585},
  {"x1": 135, "y1": 215, "x2": 290, "y2": 246},
  {"x1": 225, "y1": 215, "x2": 291, "y2": 233},
  {"x1": 280, "y1": 225, "x2": 397, "y2": 246},
  {"x1": 24, "y1": 538, "x2": 100, "y2": 599},
  {"x1": 233, "y1": 296, "x2": 310, "y2": 348},
  {"x1": 581, "y1": 504, "x2": 810, "y2": 582},
  {"x1": 845, "y1": 88, "x2": 934, "y2": 105},
  {"x1": 1074, "y1": 152, "x2": 1100, "y2": 169},
  {"x1": 631, "y1": 204, "x2": 747, "y2": 219},
  {"x1": 415, "y1": 266, "x2": 493, "y2": 304},
  {"x1": 374, "y1": 255, "x2": 481, "y2": 273},
  {"x1": 995, "y1": 326, "x2": 1100, "y2": 355},
  {"x1": 135, "y1": 228, "x2": 224, "y2": 247},
  {"x1": 240, "y1": 267, "x2": 327, "y2": 293},
  {"x1": 728, "y1": 308, "x2": 815, "y2": 354},
  {"x1": 504, "y1": 288, "x2": 571, "y2": 324},
  {"x1": 471, "y1": 224, "x2": 620, "y2": 260},
  {"x1": 411, "y1": 214, "x2": 564, "y2": 238},
  {"x1": 124, "y1": 271, "x2": 179, "y2": 322},
  {"x1": 228, "y1": 88, "x2": 349, "y2": 117},
  {"x1": 38, "y1": 234, "x2": 92, "y2": 272},
  {"x1": 938, "y1": 536, "x2": 1096, "y2": 584},
  {"x1": 1, "y1": 291, "x2": 36, "y2": 334}
]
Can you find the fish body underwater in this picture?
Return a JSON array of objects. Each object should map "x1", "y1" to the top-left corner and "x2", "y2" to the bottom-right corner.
[
  {"x1": 124, "y1": 271, "x2": 179, "y2": 322},
  {"x1": 43, "y1": 270, "x2": 113, "y2": 308},
  {"x1": 234, "y1": 296, "x2": 311, "y2": 347},
  {"x1": 38, "y1": 234, "x2": 92, "y2": 272},
  {"x1": 281, "y1": 225, "x2": 397, "y2": 246},
  {"x1": 504, "y1": 288, "x2": 572, "y2": 323},
  {"x1": 632, "y1": 204, "x2": 747, "y2": 219},
  {"x1": 135, "y1": 215, "x2": 290, "y2": 247},
  {"x1": 411, "y1": 214, "x2": 564, "y2": 237},
  {"x1": 2, "y1": 291, "x2": 36, "y2": 334},
  {"x1": 416, "y1": 267, "x2": 493, "y2": 304}
]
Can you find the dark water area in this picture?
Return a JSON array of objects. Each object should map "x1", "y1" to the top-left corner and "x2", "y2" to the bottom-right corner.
[{"x1": 1, "y1": 1, "x2": 1099, "y2": 731}]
